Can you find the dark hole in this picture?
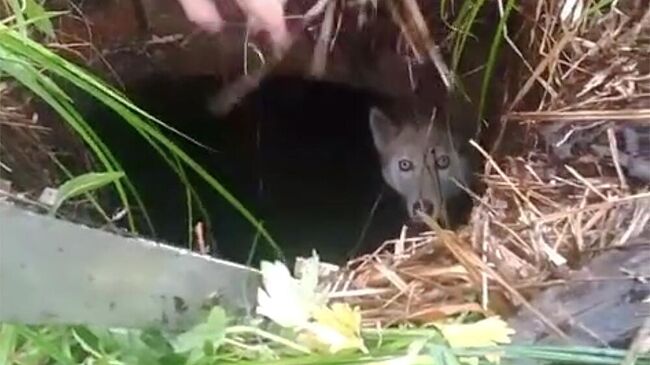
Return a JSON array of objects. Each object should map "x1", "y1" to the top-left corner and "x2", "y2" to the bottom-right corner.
[{"x1": 69, "y1": 74, "x2": 408, "y2": 265}]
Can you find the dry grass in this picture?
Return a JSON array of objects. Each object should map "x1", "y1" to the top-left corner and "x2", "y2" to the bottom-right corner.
[
  {"x1": 0, "y1": 4, "x2": 103, "y2": 196},
  {"x1": 323, "y1": 0, "x2": 650, "y2": 334},
  {"x1": 0, "y1": 87, "x2": 58, "y2": 194}
]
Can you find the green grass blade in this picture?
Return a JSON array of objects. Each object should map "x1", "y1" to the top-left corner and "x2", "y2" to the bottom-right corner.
[
  {"x1": 50, "y1": 156, "x2": 115, "y2": 226},
  {"x1": 450, "y1": 0, "x2": 485, "y2": 72},
  {"x1": 49, "y1": 171, "x2": 125, "y2": 215},
  {"x1": 4, "y1": 0, "x2": 28, "y2": 37},
  {"x1": 476, "y1": 0, "x2": 515, "y2": 127}
]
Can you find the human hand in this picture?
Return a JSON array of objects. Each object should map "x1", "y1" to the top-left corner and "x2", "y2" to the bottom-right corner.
[{"x1": 176, "y1": 0, "x2": 291, "y2": 56}]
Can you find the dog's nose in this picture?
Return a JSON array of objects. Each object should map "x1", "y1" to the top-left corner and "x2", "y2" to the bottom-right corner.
[{"x1": 412, "y1": 200, "x2": 434, "y2": 217}]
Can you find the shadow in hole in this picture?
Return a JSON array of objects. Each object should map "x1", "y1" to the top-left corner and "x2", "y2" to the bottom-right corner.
[{"x1": 72, "y1": 74, "x2": 409, "y2": 265}]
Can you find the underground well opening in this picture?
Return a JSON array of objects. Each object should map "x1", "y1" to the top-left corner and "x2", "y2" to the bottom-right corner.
[
  {"x1": 70, "y1": 74, "x2": 468, "y2": 265},
  {"x1": 14, "y1": 0, "x2": 522, "y2": 268}
]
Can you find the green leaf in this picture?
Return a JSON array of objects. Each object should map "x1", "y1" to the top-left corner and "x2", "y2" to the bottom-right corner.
[
  {"x1": 49, "y1": 171, "x2": 125, "y2": 214},
  {"x1": 24, "y1": 0, "x2": 56, "y2": 38},
  {"x1": 173, "y1": 307, "x2": 228, "y2": 355}
]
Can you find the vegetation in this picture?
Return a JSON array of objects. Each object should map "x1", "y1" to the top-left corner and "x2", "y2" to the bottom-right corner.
[
  {"x1": 2, "y1": 256, "x2": 647, "y2": 364},
  {"x1": 1, "y1": 0, "x2": 647, "y2": 364}
]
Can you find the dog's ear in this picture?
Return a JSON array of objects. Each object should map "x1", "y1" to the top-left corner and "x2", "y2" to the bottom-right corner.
[{"x1": 369, "y1": 108, "x2": 398, "y2": 153}]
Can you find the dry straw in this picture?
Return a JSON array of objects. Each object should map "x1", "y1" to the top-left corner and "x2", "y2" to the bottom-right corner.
[{"x1": 327, "y1": 0, "x2": 650, "y2": 334}]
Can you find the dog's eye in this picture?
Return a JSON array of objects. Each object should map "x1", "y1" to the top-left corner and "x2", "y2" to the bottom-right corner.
[
  {"x1": 398, "y1": 159, "x2": 414, "y2": 172},
  {"x1": 435, "y1": 154, "x2": 450, "y2": 169}
]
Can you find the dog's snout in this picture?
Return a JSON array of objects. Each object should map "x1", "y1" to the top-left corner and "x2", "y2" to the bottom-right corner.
[{"x1": 412, "y1": 200, "x2": 434, "y2": 217}]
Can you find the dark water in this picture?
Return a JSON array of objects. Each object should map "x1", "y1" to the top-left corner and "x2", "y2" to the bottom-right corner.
[{"x1": 72, "y1": 74, "x2": 407, "y2": 265}]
